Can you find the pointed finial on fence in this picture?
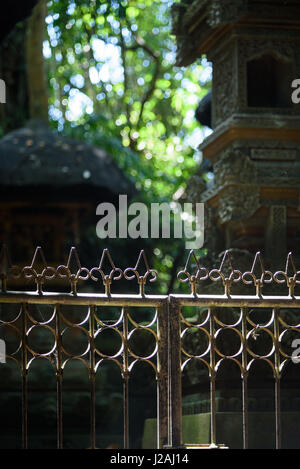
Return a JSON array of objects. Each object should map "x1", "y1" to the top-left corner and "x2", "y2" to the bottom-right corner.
[
  {"x1": 56, "y1": 247, "x2": 89, "y2": 294},
  {"x1": 177, "y1": 250, "x2": 208, "y2": 295},
  {"x1": 209, "y1": 250, "x2": 242, "y2": 296},
  {"x1": 90, "y1": 249, "x2": 122, "y2": 295},
  {"x1": 22, "y1": 246, "x2": 56, "y2": 294},
  {"x1": 242, "y1": 251, "x2": 272, "y2": 296},
  {"x1": 273, "y1": 252, "x2": 300, "y2": 296},
  {"x1": 124, "y1": 250, "x2": 157, "y2": 295}
]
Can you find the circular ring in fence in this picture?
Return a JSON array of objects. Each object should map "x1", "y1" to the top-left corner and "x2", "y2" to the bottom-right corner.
[
  {"x1": 278, "y1": 309, "x2": 300, "y2": 328},
  {"x1": 26, "y1": 305, "x2": 56, "y2": 326},
  {"x1": 181, "y1": 356, "x2": 211, "y2": 374},
  {"x1": 128, "y1": 357, "x2": 158, "y2": 377},
  {"x1": 215, "y1": 357, "x2": 244, "y2": 376},
  {"x1": 62, "y1": 356, "x2": 91, "y2": 372},
  {"x1": 127, "y1": 309, "x2": 157, "y2": 329},
  {"x1": 214, "y1": 308, "x2": 243, "y2": 328},
  {"x1": 1, "y1": 323, "x2": 22, "y2": 356},
  {"x1": 128, "y1": 327, "x2": 158, "y2": 360},
  {"x1": 61, "y1": 324, "x2": 90, "y2": 358},
  {"x1": 94, "y1": 308, "x2": 123, "y2": 328},
  {"x1": 279, "y1": 328, "x2": 300, "y2": 360},
  {"x1": 246, "y1": 327, "x2": 275, "y2": 359},
  {"x1": 60, "y1": 308, "x2": 90, "y2": 328},
  {"x1": 26, "y1": 354, "x2": 57, "y2": 372},
  {"x1": 95, "y1": 357, "x2": 123, "y2": 374},
  {"x1": 0, "y1": 304, "x2": 22, "y2": 324},
  {"x1": 94, "y1": 326, "x2": 124, "y2": 359},
  {"x1": 247, "y1": 357, "x2": 276, "y2": 375},
  {"x1": 214, "y1": 327, "x2": 243, "y2": 359},
  {"x1": 180, "y1": 308, "x2": 210, "y2": 328},
  {"x1": 26, "y1": 324, "x2": 57, "y2": 357},
  {"x1": 181, "y1": 326, "x2": 210, "y2": 358},
  {"x1": 246, "y1": 308, "x2": 274, "y2": 329}
]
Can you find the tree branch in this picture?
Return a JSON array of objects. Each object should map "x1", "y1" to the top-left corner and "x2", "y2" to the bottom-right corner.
[
  {"x1": 26, "y1": 0, "x2": 48, "y2": 122},
  {"x1": 119, "y1": 25, "x2": 136, "y2": 151},
  {"x1": 125, "y1": 35, "x2": 161, "y2": 129}
]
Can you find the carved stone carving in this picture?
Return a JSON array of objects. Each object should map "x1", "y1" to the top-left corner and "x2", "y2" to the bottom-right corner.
[
  {"x1": 257, "y1": 163, "x2": 300, "y2": 179},
  {"x1": 218, "y1": 186, "x2": 260, "y2": 223},
  {"x1": 212, "y1": 47, "x2": 236, "y2": 126},
  {"x1": 231, "y1": 139, "x2": 300, "y2": 160},
  {"x1": 185, "y1": 174, "x2": 207, "y2": 204},
  {"x1": 265, "y1": 205, "x2": 287, "y2": 259},
  {"x1": 214, "y1": 148, "x2": 257, "y2": 187},
  {"x1": 211, "y1": 34, "x2": 298, "y2": 115},
  {"x1": 208, "y1": 0, "x2": 247, "y2": 27},
  {"x1": 238, "y1": 39, "x2": 295, "y2": 63},
  {"x1": 251, "y1": 149, "x2": 297, "y2": 161},
  {"x1": 202, "y1": 204, "x2": 222, "y2": 255}
]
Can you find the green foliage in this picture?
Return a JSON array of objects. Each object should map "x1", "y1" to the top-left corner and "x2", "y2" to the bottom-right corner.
[{"x1": 45, "y1": 0, "x2": 211, "y2": 292}]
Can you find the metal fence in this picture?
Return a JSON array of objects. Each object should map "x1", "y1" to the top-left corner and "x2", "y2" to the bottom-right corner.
[{"x1": 0, "y1": 245, "x2": 300, "y2": 449}]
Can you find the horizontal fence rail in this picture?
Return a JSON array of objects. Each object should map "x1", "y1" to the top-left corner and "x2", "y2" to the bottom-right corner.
[{"x1": 0, "y1": 245, "x2": 300, "y2": 449}]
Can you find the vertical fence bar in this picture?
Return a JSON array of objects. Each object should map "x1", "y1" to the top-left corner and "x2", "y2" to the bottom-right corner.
[
  {"x1": 168, "y1": 300, "x2": 172, "y2": 448},
  {"x1": 274, "y1": 308, "x2": 281, "y2": 449},
  {"x1": 209, "y1": 307, "x2": 217, "y2": 446},
  {"x1": 241, "y1": 307, "x2": 249, "y2": 449},
  {"x1": 21, "y1": 303, "x2": 28, "y2": 449},
  {"x1": 157, "y1": 301, "x2": 169, "y2": 448},
  {"x1": 89, "y1": 306, "x2": 96, "y2": 449},
  {"x1": 169, "y1": 297, "x2": 182, "y2": 448},
  {"x1": 275, "y1": 378, "x2": 281, "y2": 449},
  {"x1": 123, "y1": 307, "x2": 130, "y2": 449},
  {"x1": 55, "y1": 305, "x2": 63, "y2": 449}
]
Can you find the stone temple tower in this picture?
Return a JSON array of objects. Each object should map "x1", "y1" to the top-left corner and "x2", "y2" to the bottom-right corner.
[{"x1": 172, "y1": 0, "x2": 300, "y2": 267}]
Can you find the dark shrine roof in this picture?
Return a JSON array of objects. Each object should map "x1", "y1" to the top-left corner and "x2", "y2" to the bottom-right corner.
[{"x1": 0, "y1": 120, "x2": 135, "y2": 198}]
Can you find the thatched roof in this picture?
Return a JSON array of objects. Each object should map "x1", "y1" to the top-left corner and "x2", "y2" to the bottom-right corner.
[{"x1": 0, "y1": 120, "x2": 135, "y2": 199}]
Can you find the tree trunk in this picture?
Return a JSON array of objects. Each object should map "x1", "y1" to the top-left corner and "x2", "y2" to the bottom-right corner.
[
  {"x1": 0, "y1": 23, "x2": 30, "y2": 134},
  {"x1": 26, "y1": 0, "x2": 48, "y2": 122},
  {"x1": 0, "y1": 0, "x2": 48, "y2": 134}
]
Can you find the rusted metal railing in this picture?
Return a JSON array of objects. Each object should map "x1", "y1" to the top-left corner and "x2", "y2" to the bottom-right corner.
[
  {"x1": 0, "y1": 245, "x2": 168, "y2": 449},
  {"x1": 0, "y1": 245, "x2": 300, "y2": 449},
  {"x1": 170, "y1": 249, "x2": 300, "y2": 449}
]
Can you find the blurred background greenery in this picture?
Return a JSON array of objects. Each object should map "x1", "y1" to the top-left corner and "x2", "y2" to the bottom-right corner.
[{"x1": 0, "y1": 0, "x2": 212, "y2": 294}]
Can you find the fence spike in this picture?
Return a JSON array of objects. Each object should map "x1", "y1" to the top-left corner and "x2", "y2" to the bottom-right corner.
[
  {"x1": 241, "y1": 251, "x2": 272, "y2": 296},
  {"x1": 124, "y1": 250, "x2": 157, "y2": 295},
  {"x1": 56, "y1": 247, "x2": 89, "y2": 294},
  {"x1": 22, "y1": 246, "x2": 56, "y2": 294},
  {"x1": 177, "y1": 250, "x2": 209, "y2": 295},
  {"x1": 90, "y1": 249, "x2": 122, "y2": 295}
]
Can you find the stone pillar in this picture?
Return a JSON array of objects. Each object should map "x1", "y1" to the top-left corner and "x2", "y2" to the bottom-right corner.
[{"x1": 172, "y1": 0, "x2": 300, "y2": 268}]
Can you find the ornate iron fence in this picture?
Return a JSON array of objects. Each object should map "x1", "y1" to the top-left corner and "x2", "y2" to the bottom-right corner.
[{"x1": 0, "y1": 245, "x2": 300, "y2": 449}]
